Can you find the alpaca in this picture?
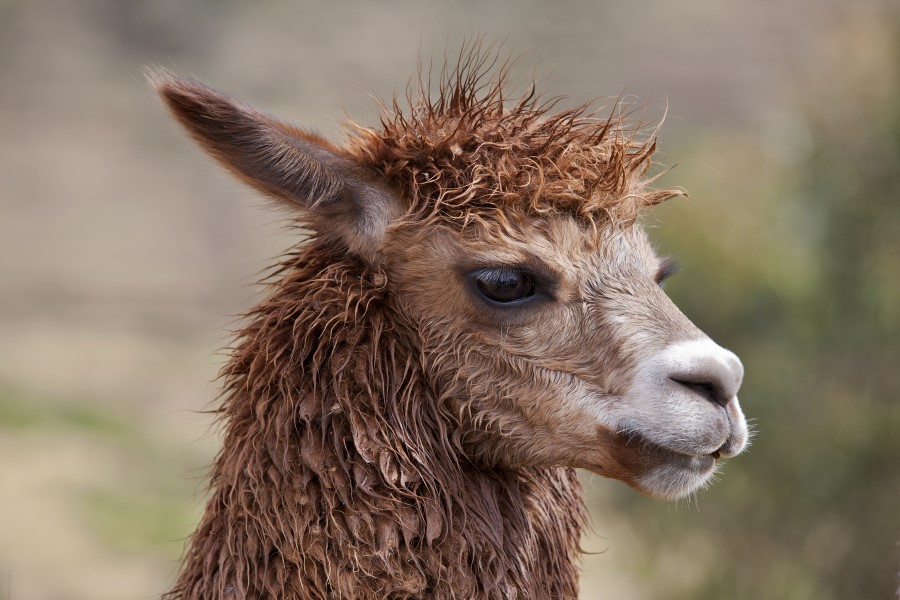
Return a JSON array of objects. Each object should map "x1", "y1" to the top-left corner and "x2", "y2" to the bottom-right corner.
[{"x1": 152, "y1": 54, "x2": 748, "y2": 600}]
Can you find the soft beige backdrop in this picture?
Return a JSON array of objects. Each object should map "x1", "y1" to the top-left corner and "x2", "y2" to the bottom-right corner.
[{"x1": 1, "y1": 1, "x2": 898, "y2": 599}]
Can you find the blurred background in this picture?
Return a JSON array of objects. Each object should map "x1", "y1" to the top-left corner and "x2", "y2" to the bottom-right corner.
[{"x1": 1, "y1": 1, "x2": 898, "y2": 598}]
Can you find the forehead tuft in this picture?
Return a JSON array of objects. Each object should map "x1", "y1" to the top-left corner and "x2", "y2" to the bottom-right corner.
[{"x1": 344, "y1": 48, "x2": 682, "y2": 229}]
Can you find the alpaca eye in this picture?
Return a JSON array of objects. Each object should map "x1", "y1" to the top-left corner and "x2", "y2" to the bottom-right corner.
[{"x1": 471, "y1": 268, "x2": 536, "y2": 304}]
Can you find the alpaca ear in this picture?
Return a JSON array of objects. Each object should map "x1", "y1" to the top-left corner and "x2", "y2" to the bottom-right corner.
[{"x1": 150, "y1": 71, "x2": 401, "y2": 259}]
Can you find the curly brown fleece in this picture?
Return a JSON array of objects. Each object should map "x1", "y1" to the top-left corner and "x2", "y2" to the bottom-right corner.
[
  {"x1": 164, "y1": 245, "x2": 584, "y2": 599},
  {"x1": 157, "y1": 49, "x2": 678, "y2": 600},
  {"x1": 347, "y1": 50, "x2": 677, "y2": 230}
]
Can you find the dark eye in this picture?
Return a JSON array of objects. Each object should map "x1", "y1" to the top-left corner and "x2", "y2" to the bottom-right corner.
[
  {"x1": 654, "y1": 257, "x2": 679, "y2": 286},
  {"x1": 470, "y1": 268, "x2": 536, "y2": 304}
]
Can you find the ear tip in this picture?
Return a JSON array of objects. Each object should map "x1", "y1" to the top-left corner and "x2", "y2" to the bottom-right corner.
[
  {"x1": 144, "y1": 66, "x2": 178, "y2": 92},
  {"x1": 144, "y1": 66, "x2": 211, "y2": 107}
]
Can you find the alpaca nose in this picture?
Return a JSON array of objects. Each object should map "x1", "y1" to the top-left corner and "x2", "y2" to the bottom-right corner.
[{"x1": 666, "y1": 339, "x2": 744, "y2": 407}]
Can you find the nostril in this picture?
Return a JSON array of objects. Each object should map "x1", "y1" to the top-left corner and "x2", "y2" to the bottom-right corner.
[
  {"x1": 658, "y1": 339, "x2": 742, "y2": 407},
  {"x1": 670, "y1": 376, "x2": 730, "y2": 407}
]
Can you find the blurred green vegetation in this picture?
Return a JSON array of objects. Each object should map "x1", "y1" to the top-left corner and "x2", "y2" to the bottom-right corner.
[
  {"x1": 0, "y1": 385, "x2": 203, "y2": 560},
  {"x1": 0, "y1": 385, "x2": 137, "y2": 436},
  {"x1": 611, "y1": 20, "x2": 900, "y2": 600}
]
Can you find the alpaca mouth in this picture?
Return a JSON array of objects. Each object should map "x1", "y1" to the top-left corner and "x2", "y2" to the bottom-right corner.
[
  {"x1": 584, "y1": 428, "x2": 724, "y2": 499},
  {"x1": 622, "y1": 433, "x2": 721, "y2": 474},
  {"x1": 617, "y1": 436, "x2": 723, "y2": 500},
  {"x1": 600, "y1": 422, "x2": 750, "y2": 499}
]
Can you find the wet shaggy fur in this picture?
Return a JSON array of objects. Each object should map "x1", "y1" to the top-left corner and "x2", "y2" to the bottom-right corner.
[
  {"x1": 156, "y1": 52, "x2": 681, "y2": 600},
  {"x1": 169, "y1": 248, "x2": 584, "y2": 599},
  {"x1": 347, "y1": 51, "x2": 678, "y2": 230}
]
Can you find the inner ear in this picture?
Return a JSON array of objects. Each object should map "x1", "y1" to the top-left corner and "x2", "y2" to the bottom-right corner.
[{"x1": 150, "y1": 70, "x2": 402, "y2": 260}]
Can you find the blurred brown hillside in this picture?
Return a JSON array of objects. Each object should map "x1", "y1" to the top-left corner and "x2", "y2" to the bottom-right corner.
[{"x1": 0, "y1": 2, "x2": 898, "y2": 599}]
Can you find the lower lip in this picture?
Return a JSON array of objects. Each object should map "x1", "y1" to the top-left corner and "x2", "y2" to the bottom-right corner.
[{"x1": 641, "y1": 441, "x2": 717, "y2": 472}]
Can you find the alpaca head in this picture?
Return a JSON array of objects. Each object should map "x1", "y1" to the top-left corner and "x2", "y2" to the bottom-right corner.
[{"x1": 153, "y1": 63, "x2": 748, "y2": 501}]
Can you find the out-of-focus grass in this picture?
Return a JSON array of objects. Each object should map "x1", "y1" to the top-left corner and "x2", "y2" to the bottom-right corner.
[
  {"x1": 0, "y1": 383, "x2": 210, "y2": 599},
  {"x1": 79, "y1": 488, "x2": 196, "y2": 557},
  {"x1": 0, "y1": 385, "x2": 136, "y2": 437}
]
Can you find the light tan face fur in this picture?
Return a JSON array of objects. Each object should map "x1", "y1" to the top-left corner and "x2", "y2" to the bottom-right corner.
[{"x1": 384, "y1": 212, "x2": 748, "y2": 500}]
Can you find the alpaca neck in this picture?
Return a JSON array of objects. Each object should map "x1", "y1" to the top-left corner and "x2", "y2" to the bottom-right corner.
[{"x1": 167, "y1": 245, "x2": 585, "y2": 600}]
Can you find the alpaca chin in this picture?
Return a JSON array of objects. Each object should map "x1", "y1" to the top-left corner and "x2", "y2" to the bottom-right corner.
[{"x1": 635, "y1": 455, "x2": 719, "y2": 500}]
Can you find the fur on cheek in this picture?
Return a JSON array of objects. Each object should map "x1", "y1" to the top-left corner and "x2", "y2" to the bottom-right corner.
[{"x1": 164, "y1": 243, "x2": 585, "y2": 600}]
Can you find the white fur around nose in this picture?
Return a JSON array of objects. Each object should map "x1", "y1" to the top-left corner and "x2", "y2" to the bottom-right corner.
[{"x1": 606, "y1": 337, "x2": 747, "y2": 457}]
